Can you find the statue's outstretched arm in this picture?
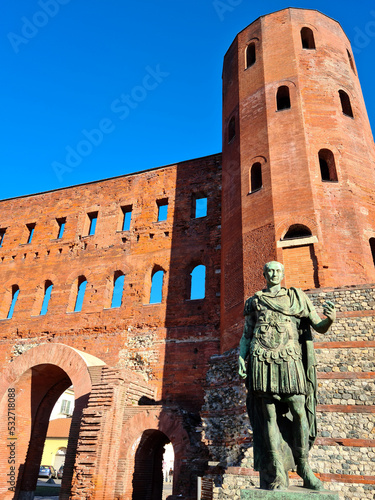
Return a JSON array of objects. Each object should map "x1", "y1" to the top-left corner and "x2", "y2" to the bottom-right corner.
[{"x1": 309, "y1": 300, "x2": 336, "y2": 333}]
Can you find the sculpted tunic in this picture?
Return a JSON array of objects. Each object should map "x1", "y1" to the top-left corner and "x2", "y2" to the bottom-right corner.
[{"x1": 243, "y1": 287, "x2": 319, "y2": 397}]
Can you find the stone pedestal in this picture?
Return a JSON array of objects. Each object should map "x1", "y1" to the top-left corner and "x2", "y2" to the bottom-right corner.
[{"x1": 240, "y1": 487, "x2": 339, "y2": 500}]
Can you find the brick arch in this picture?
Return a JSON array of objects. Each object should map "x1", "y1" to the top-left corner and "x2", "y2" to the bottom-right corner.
[
  {"x1": 276, "y1": 216, "x2": 318, "y2": 241},
  {"x1": 1, "y1": 275, "x2": 27, "y2": 293},
  {"x1": 118, "y1": 407, "x2": 190, "y2": 500},
  {"x1": 65, "y1": 268, "x2": 96, "y2": 286},
  {"x1": 0, "y1": 344, "x2": 105, "y2": 499}
]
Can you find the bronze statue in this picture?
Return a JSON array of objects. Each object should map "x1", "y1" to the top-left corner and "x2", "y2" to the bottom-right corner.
[{"x1": 238, "y1": 261, "x2": 336, "y2": 491}]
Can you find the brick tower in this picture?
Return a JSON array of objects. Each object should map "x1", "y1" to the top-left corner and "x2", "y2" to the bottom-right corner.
[{"x1": 221, "y1": 8, "x2": 375, "y2": 352}]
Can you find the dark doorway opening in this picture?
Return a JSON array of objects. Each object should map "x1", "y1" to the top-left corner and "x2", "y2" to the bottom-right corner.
[{"x1": 132, "y1": 430, "x2": 173, "y2": 500}]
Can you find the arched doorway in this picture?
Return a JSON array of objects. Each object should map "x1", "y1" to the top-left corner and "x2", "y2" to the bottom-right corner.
[
  {"x1": 0, "y1": 343, "x2": 105, "y2": 499},
  {"x1": 132, "y1": 430, "x2": 173, "y2": 500}
]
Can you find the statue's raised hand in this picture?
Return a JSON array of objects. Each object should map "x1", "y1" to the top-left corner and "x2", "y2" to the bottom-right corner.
[{"x1": 323, "y1": 300, "x2": 336, "y2": 323}]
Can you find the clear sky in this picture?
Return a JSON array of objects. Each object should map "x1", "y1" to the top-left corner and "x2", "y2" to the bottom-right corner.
[{"x1": 2, "y1": 0, "x2": 375, "y2": 200}]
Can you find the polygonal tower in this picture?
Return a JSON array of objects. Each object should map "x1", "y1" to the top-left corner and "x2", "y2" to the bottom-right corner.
[{"x1": 221, "y1": 8, "x2": 375, "y2": 352}]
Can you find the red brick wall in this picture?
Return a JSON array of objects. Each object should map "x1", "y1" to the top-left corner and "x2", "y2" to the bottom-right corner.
[
  {"x1": 221, "y1": 8, "x2": 375, "y2": 352},
  {"x1": 0, "y1": 154, "x2": 221, "y2": 409}
]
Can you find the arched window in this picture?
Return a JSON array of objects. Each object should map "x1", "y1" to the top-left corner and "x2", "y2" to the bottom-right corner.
[
  {"x1": 190, "y1": 265, "x2": 206, "y2": 300},
  {"x1": 283, "y1": 224, "x2": 312, "y2": 240},
  {"x1": 246, "y1": 43, "x2": 256, "y2": 68},
  {"x1": 319, "y1": 149, "x2": 338, "y2": 182},
  {"x1": 370, "y1": 238, "x2": 375, "y2": 266},
  {"x1": 347, "y1": 50, "x2": 356, "y2": 74},
  {"x1": 40, "y1": 281, "x2": 53, "y2": 315},
  {"x1": 74, "y1": 276, "x2": 87, "y2": 312},
  {"x1": 276, "y1": 86, "x2": 291, "y2": 111},
  {"x1": 301, "y1": 27, "x2": 316, "y2": 49},
  {"x1": 228, "y1": 116, "x2": 235, "y2": 143},
  {"x1": 250, "y1": 162, "x2": 262, "y2": 192},
  {"x1": 111, "y1": 272, "x2": 125, "y2": 308},
  {"x1": 150, "y1": 268, "x2": 164, "y2": 304},
  {"x1": 7, "y1": 285, "x2": 20, "y2": 319},
  {"x1": 339, "y1": 90, "x2": 354, "y2": 118}
]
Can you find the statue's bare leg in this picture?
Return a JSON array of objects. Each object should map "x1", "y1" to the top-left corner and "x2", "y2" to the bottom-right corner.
[
  {"x1": 261, "y1": 398, "x2": 288, "y2": 490},
  {"x1": 288, "y1": 395, "x2": 324, "y2": 490}
]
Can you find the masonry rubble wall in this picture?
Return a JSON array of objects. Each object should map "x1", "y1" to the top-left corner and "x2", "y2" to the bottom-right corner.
[{"x1": 201, "y1": 285, "x2": 375, "y2": 500}]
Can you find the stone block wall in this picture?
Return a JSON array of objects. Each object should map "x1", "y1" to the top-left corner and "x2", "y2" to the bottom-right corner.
[{"x1": 201, "y1": 285, "x2": 375, "y2": 500}]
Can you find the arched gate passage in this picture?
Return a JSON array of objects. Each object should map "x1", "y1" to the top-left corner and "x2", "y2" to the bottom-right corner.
[
  {"x1": 132, "y1": 429, "x2": 170, "y2": 500},
  {"x1": 0, "y1": 343, "x2": 105, "y2": 500}
]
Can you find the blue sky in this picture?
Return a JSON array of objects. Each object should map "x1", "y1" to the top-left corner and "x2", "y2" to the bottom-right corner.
[{"x1": 2, "y1": 0, "x2": 375, "y2": 200}]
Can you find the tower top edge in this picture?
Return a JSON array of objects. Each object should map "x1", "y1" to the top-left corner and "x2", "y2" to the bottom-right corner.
[{"x1": 223, "y1": 7, "x2": 349, "y2": 61}]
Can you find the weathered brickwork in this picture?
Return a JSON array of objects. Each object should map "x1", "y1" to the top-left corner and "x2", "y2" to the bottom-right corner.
[
  {"x1": 0, "y1": 154, "x2": 221, "y2": 406},
  {"x1": 0, "y1": 7, "x2": 375, "y2": 500},
  {"x1": 220, "y1": 8, "x2": 375, "y2": 353},
  {"x1": 0, "y1": 155, "x2": 221, "y2": 500}
]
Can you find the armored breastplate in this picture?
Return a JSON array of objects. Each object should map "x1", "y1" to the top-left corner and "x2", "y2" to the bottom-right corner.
[{"x1": 251, "y1": 306, "x2": 302, "y2": 363}]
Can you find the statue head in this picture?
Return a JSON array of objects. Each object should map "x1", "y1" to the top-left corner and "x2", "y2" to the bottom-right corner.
[{"x1": 263, "y1": 261, "x2": 284, "y2": 286}]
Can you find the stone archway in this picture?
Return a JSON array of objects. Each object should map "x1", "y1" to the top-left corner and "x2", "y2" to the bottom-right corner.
[
  {"x1": 132, "y1": 429, "x2": 170, "y2": 500},
  {"x1": 0, "y1": 343, "x2": 105, "y2": 500},
  {"x1": 116, "y1": 406, "x2": 195, "y2": 500}
]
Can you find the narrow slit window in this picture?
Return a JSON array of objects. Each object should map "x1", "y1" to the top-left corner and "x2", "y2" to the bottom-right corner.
[
  {"x1": 88, "y1": 212, "x2": 98, "y2": 236},
  {"x1": 74, "y1": 277, "x2": 87, "y2": 312},
  {"x1": 0, "y1": 229, "x2": 6, "y2": 248},
  {"x1": 276, "y1": 86, "x2": 291, "y2": 111},
  {"x1": 246, "y1": 42, "x2": 256, "y2": 68},
  {"x1": 190, "y1": 265, "x2": 206, "y2": 300},
  {"x1": 111, "y1": 273, "x2": 125, "y2": 308},
  {"x1": 339, "y1": 90, "x2": 354, "y2": 118},
  {"x1": 57, "y1": 218, "x2": 66, "y2": 239},
  {"x1": 301, "y1": 27, "x2": 316, "y2": 49},
  {"x1": 40, "y1": 281, "x2": 53, "y2": 315},
  {"x1": 228, "y1": 116, "x2": 236, "y2": 143},
  {"x1": 157, "y1": 200, "x2": 168, "y2": 222},
  {"x1": 194, "y1": 196, "x2": 207, "y2": 218},
  {"x1": 150, "y1": 269, "x2": 164, "y2": 304},
  {"x1": 7, "y1": 285, "x2": 19, "y2": 319},
  {"x1": 347, "y1": 50, "x2": 356, "y2": 74},
  {"x1": 250, "y1": 162, "x2": 262, "y2": 192},
  {"x1": 319, "y1": 149, "x2": 338, "y2": 182},
  {"x1": 121, "y1": 206, "x2": 132, "y2": 231},
  {"x1": 370, "y1": 238, "x2": 375, "y2": 266},
  {"x1": 26, "y1": 223, "x2": 35, "y2": 244}
]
